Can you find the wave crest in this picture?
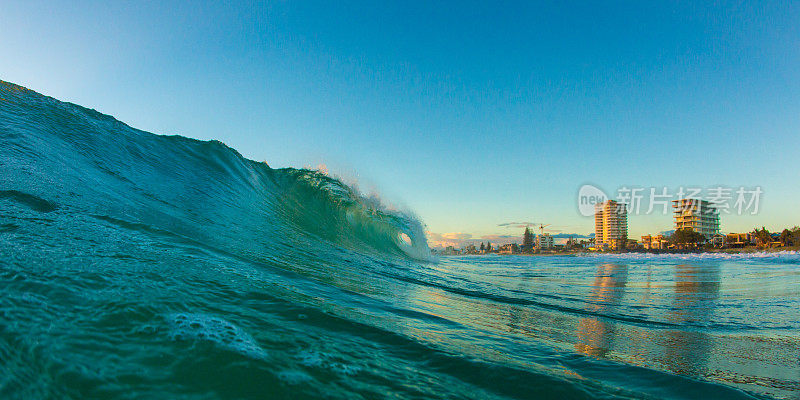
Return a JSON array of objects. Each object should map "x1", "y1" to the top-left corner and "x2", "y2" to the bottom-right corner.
[{"x1": 0, "y1": 80, "x2": 431, "y2": 265}]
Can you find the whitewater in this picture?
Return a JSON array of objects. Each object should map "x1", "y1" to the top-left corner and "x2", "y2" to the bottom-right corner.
[{"x1": 1, "y1": 80, "x2": 798, "y2": 399}]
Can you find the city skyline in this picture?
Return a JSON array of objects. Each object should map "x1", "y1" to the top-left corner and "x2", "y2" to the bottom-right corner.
[{"x1": 431, "y1": 195, "x2": 759, "y2": 250}]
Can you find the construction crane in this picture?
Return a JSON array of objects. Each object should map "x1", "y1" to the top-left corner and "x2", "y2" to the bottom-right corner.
[
  {"x1": 515, "y1": 222, "x2": 552, "y2": 236},
  {"x1": 538, "y1": 224, "x2": 551, "y2": 236}
]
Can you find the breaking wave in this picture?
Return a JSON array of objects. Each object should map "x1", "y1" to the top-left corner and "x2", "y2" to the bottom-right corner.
[
  {"x1": 0, "y1": 80, "x2": 430, "y2": 263},
  {"x1": 3, "y1": 80, "x2": 791, "y2": 399}
]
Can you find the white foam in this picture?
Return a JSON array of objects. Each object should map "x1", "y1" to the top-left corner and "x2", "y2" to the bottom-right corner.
[
  {"x1": 277, "y1": 370, "x2": 312, "y2": 385},
  {"x1": 295, "y1": 349, "x2": 361, "y2": 375},
  {"x1": 296, "y1": 349, "x2": 325, "y2": 367},
  {"x1": 167, "y1": 313, "x2": 267, "y2": 360},
  {"x1": 577, "y1": 250, "x2": 800, "y2": 261}
]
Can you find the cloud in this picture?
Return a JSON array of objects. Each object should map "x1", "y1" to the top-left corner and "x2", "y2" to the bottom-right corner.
[
  {"x1": 427, "y1": 231, "x2": 593, "y2": 249},
  {"x1": 497, "y1": 222, "x2": 593, "y2": 237},
  {"x1": 497, "y1": 222, "x2": 578, "y2": 234},
  {"x1": 551, "y1": 233, "x2": 593, "y2": 238},
  {"x1": 426, "y1": 232, "x2": 474, "y2": 249},
  {"x1": 497, "y1": 221, "x2": 547, "y2": 228},
  {"x1": 441, "y1": 232, "x2": 472, "y2": 240},
  {"x1": 478, "y1": 234, "x2": 517, "y2": 241},
  {"x1": 426, "y1": 231, "x2": 513, "y2": 248}
]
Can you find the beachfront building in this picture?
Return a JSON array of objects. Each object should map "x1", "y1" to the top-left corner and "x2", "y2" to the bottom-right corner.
[
  {"x1": 711, "y1": 234, "x2": 726, "y2": 248},
  {"x1": 536, "y1": 233, "x2": 554, "y2": 250},
  {"x1": 725, "y1": 233, "x2": 754, "y2": 248},
  {"x1": 464, "y1": 244, "x2": 477, "y2": 254},
  {"x1": 442, "y1": 246, "x2": 461, "y2": 255},
  {"x1": 672, "y1": 199, "x2": 720, "y2": 238},
  {"x1": 565, "y1": 237, "x2": 578, "y2": 249},
  {"x1": 641, "y1": 234, "x2": 668, "y2": 250},
  {"x1": 594, "y1": 200, "x2": 628, "y2": 250},
  {"x1": 498, "y1": 244, "x2": 515, "y2": 254}
]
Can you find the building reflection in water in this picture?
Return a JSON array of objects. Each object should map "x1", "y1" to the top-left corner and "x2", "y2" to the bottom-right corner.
[
  {"x1": 575, "y1": 263, "x2": 628, "y2": 357},
  {"x1": 663, "y1": 263, "x2": 720, "y2": 376}
]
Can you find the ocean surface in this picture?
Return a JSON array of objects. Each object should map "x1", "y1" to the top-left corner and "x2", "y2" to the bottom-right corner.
[{"x1": 2, "y1": 80, "x2": 799, "y2": 399}]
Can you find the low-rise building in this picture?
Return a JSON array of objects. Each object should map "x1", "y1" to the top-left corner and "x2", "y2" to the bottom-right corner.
[
  {"x1": 725, "y1": 233, "x2": 753, "y2": 248},
  {"x1": 536, "y1": 233, "x2": 554, "y2": 250},
  {"x1": 641, "y1": 234, "x2": 668, "y2": 250},
  {"x1": 442, "y1": 246, "x2": 461, "y2": 255},
  {"x1": 498, "y1": 244, "x2": 515, "y2": 254},
  {"x1": 711, "y1": 234, "x2": 726, "y2": 248},
  {"x1": 564, "y1": 237, "x2": 579, "y2": 249}
]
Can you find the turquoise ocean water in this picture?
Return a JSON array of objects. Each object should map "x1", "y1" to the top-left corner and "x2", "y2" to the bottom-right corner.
[{"x1": 1, "y1": 81, "x2": 798, "y2": 399}]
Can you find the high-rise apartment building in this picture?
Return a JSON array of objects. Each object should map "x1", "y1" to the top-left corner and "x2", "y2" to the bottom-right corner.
[
  {"x1": 594, "y1": 200, "x2": 628, "y2": 250},
  {"x1": 672, "y1": 199, "x2": 720, "y2": 238}
]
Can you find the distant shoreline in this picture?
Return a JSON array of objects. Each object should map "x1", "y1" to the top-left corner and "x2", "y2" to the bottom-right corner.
[{"x1": 438, "y1": 245, "x2": 800, "y2": 257}]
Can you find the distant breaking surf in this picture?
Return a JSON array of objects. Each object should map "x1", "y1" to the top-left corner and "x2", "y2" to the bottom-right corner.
[{"x1": 578, "y1": 250, "x2": 800, "y2": 261}]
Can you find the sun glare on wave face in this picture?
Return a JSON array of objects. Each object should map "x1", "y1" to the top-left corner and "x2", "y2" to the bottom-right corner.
[{"x1": 398, "y1": 232, "x2": 412, "y2": 247}]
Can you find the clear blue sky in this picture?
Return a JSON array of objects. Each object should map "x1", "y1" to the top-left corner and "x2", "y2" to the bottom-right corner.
[{"x1": 2, "y1": 1, "x2": 799, "y2": 246}]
